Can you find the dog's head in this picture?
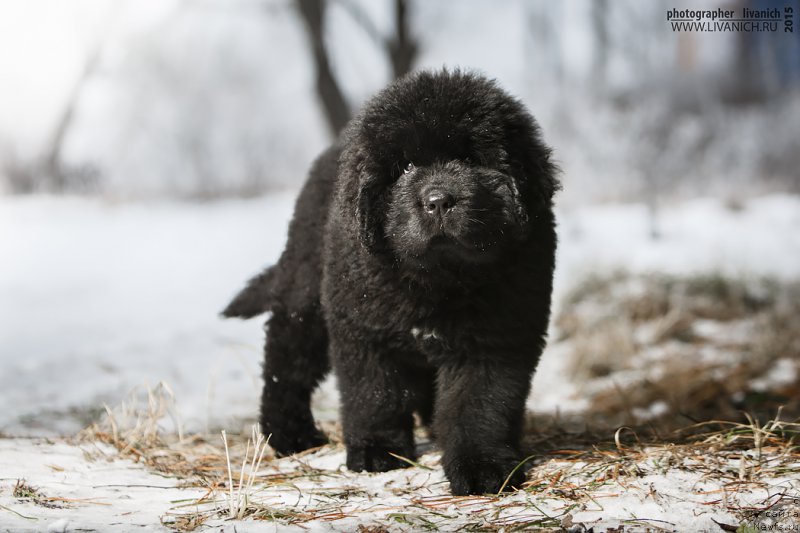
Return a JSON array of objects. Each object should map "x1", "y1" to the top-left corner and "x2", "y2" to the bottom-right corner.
[{"x1": 339, "y1": 69, "x2": 559, "y2": 270}]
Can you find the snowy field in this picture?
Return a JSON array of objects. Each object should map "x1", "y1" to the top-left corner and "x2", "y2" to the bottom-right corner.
[
  {"x1": 1, "y1": 192, "x2": 799, "y2": 531},
  {"x1": 2, "y1": 192, "x2": 799, "y2": 435},
  {"x1": 2, "y1": 430, "x2": 798, "y2": 532}
]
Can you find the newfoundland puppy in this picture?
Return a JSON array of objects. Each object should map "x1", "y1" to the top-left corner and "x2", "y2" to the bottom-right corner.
[{"x1": 223, "y1": 69, "x2": 559, "y2": 495}]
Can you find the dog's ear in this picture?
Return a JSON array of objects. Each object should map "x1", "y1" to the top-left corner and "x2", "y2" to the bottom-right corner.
[
  {"x1": 355, "y1": 172, "x2": 385, "y2": 252},
  {"x1": 340, "y1": 137, "x2": 386, "y2": 253},
  {"x1": 526, "y1": 145, "x2": 560, "y2": 209},
  {"x1": 507, "y1": 116, "x2": 560, "y2": 213}
]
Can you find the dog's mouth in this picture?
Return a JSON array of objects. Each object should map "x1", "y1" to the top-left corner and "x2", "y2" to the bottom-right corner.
[
  {"x1": 427, "y1": 234, "x2": 459, "y2": 249},
  {"x1": 420, "y1": 233, "x2": 496, "y2": 265}
]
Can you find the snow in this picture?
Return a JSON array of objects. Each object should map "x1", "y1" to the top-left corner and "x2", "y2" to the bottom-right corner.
[
  {"x1": 1, "y1": 192, "x2": 799, "y2": 530},
  {"x1": 2, "y1": 193, "x2": 799, "y2": 435},
  {"x1": 1, "y1": 438, "x2": 795, "y2": 532},
  {"x1": 750, "y1": 358, "x2": 799, "y2": 392},
  {"x1": 0, "y1": 193, "x2": 296, "y2": 435},
  {"x1": 0, "y1": 438, "x2": 207, "y2": 532},
  {"x1": 555, "y1": 195, "x2": 800, "y2": 288}
]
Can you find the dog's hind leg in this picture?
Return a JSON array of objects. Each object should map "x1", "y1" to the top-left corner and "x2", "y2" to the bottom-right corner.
[{"x1": 260, "y1": 304, "x2": 329, "y2": 455}]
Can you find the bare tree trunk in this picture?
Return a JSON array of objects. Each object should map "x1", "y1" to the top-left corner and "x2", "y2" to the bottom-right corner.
[
  {"x1": 295, "y1": 0, "x2": 417, "y2": 135},
  {"x1": 43, "y1": 43, "x2": 103, "y2": 192},
  {"x1": 386, "y1": 0, "x2": 417, "y2": 79},
  {"x1": 296, "y1": 0, "x2": 350, "y2": 136},
  {"x1": 591, "y1": 0, "x2": 608, "y2": 88}
]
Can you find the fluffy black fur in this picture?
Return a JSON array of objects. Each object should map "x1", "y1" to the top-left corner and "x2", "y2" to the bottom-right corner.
[{"x1": 223, "y1": 69, "x2": 559, "y2": 495}]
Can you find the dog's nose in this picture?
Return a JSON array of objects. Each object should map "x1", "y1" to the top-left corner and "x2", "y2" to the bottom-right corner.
[{"x1": 423, "y1": 190, "x2": 455, "y2": 216}]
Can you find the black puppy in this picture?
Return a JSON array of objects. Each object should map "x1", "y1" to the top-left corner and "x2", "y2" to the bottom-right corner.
[{"x1": 224, "y1": 69, "x2": 559, "y2": 495}]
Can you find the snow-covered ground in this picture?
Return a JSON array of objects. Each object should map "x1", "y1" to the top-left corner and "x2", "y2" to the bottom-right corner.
[
  {"x1": 1, "y1": 192, "x2": 799, "y2": 531},
  {"x1": 0, "y1": 193, "x2": 295, "y2": 436},
  {"x1": 1, "y1": 193, "x2": 799, "y2": 436},
  {"x1": 0, "y1": 439, "x2": 208, "y2": 532},
  {"x1": 1, "y1": 436, "x2": 796, "y2": 532}
]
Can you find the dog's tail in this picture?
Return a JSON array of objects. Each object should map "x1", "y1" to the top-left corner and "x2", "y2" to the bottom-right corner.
[{"x1": 221, "y1": 266, "x2": 277, "y2": 319}]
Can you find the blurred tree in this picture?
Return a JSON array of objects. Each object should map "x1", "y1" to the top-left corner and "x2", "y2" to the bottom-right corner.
[
  {"x1": 295, "y1": 0, "x2": 418, "y2": 136},
  {"x1": 591, "y1": 0, "x2": 609, "y2": 88},
  {"x1": 42, "y1": 43, "x2": 103, "y2": 193},
  {"x1": 524, "y1": 4, "x2": 563, "y2": 86},
  {"x1": 3, "y1": 5, "x2": 114, "y2": 194},
  {"x1": 296, "y1": 0, "x2": 351, "y2": 136}
]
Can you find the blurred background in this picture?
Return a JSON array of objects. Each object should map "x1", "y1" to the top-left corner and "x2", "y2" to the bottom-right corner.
[
  {"x1": 2, "y1": 0, "x2": 800, "y2": 201},
  {"x1": 1, "y1": 0, "x2": 798, "y2": 437}
]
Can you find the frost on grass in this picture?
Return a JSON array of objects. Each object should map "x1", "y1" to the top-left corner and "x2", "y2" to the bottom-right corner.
[{"x1": 52, "y1": 273, "x2": 800, "y2": 532}]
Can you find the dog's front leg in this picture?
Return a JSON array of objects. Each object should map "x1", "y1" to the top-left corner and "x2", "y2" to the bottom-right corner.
[
  {"x1": 434, "y1": 360, "x2": 533, "y2": 495},
  {"x1": 331, "y1": 337, "x2": 418, "y2": 473}
]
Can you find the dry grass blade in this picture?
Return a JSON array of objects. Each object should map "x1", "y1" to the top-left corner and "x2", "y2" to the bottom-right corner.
[
  {"x1": 496, "y1": 454, "x2": 537, "y2": 494},
  {"x1": 387, "y1": 452, "x2": 433, "y2": 471},
  {"x1": 220, "y1": 425, "x2": 269, "y2": 520}
]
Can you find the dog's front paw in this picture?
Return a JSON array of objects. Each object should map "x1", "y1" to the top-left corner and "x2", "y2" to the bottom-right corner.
[
  {"x1": 264, "y1": 424, "x2": 327, "y2": 457},
  {"x1": 444, "y1": 450, "x2": 526, "y2": 496},
  {"x1": 346, "y1": 444, "x2": 414, "y2": 472}
]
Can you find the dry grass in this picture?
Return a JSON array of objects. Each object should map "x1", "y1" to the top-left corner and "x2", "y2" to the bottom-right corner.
[
  {"x1": 220, "y1": 425, "x2": 270, "y2": 520},
  {"x1": 518, "y1": 414, "x2": 800, "y2": 532},
  {"x1": 79, "y1": 382, "x2": 241, "y2": 481},
  {"x1": 11, "y1": 480, "x2": 67, "y2": 509},
  {"x1": 556, "y1": 272, "x2": 800, "y2": 428},
  {"x1": 79, "y1": 383, "x2": 800, "y2": 531}
]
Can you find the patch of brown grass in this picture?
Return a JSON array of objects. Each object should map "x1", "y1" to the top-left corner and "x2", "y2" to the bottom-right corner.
[
  {"x1": 556, "y1": 272, "x2": 800, "y2": 428},
  {"x1": 12, "y1": 479, "x2": 71, "y2": 509}
]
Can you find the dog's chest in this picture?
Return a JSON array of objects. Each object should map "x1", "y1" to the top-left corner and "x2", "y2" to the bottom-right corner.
[
  {"x1": 402, "y1": 296, "x2": 478, "y2": 358},
  {"x1": 408, "y1": 318, "x2": 467, "y2": 360},
  {"x1": 410, "y1": 325, "x2": 447, "y2": 352}
]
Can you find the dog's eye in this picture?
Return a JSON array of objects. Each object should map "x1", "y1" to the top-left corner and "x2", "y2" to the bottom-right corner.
[{"x1": 403, "y1": 161, "x2": 415, "y2": 174}]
